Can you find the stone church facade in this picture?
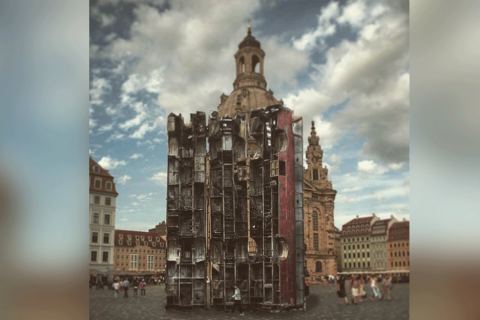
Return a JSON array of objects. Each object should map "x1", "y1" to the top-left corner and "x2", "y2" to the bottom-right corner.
[{"x1": 303, "y1": 122, "x2": 337, "y2": 282}]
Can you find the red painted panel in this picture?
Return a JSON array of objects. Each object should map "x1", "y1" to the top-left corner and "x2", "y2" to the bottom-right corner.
[{"x1": 277, "y1": 109, "x2": 297, "y2": 305}]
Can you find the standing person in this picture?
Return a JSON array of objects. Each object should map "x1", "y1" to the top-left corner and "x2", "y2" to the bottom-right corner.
[
  {"x1": 133, "y1": 278, "x2": 139, "y2": 296},
  {"x1": 384, "y1": 275, "x2": 393, "y2": 300},
  {"x1": 351, "y1": 275, "x2": 360, "y2": 304},
  {"x1": 345, "y1": 275, "x2": 352, "y2": 304},
  {"x1": 123, "y1": 278, "x2": 130, "y2": 298},
  {"x1": 139, "y1": 279, "x2": 146, "y2": 296},
  {"x1": 336, "y1": 276, "x2": 349, "y2": 304},
  {"x1": 231, "y1": 285, "x2": 244, "y2": 316},
  {"x1": 112, "y1": 279, "x2": 120, "y2": 298},
  {"x1": 370, "y1": 275, "x2": 380, "y2": 301},
  {"x1": 359, "y1": 276, "x2": 366, "y2": 302}
]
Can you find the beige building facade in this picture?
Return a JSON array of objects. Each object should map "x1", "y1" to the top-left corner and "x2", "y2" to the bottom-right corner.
[
  {"x1": 303, "y1": 122, "x2": 337, "y2": 282},
  {"x1": 370, "y1": 217, "x2": 397, "y2": 271},
  {"x1": 89, "y1": 157, "x2": 118, "y2": 284},
  {"x1": 340, "y1": 214, "x2": 379, "y2": 272}
]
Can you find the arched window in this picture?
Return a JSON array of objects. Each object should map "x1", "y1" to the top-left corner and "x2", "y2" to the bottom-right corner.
[
  {"x1": 252, "y1": 55, "x2": 260, "y2": 73},
  {"x1": 239, "y1": 56, "x2": 246, "y2": 73},
  {"x1": 312, "y1": 211, "x2": 319, "y2": 231},
  {"x1": 315, "y1": 261, "x2": 322, "y2": 273}
]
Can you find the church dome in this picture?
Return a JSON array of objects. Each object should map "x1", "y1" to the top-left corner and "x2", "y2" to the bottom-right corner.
[{"x1": 217, "y1": 24, "x2": 282, "y2": 117}]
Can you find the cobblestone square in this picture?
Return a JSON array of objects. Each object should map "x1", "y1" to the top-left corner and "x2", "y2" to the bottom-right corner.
[{"x1": 90, "y1": 283, "x2": 409, "y2": 320}]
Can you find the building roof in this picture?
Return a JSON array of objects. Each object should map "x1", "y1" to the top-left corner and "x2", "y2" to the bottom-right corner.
[
  {"x1": 371, "y1": 219, "x2": 391, "y2": 236},
  {"x1": 341, "y1": 215, "x2": 377, "y2": 236},
  {"x1": 89, "y1": 157, "x2": 118, "y2": 196},
  {"x1": 238, "y1": 27, "x2": 261, "y2": 49},
  {"x1": 388, "y1": 221, "x2": 409, "y2": 241},
  {"x1": 114, "y1": 229, "x2": 166, "y2": 249}
]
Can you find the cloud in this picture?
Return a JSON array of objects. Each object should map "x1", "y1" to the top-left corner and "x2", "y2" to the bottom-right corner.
[
  {"x1": 99, "y1": 0, "x2": 308, "y2": 117},
  {"x1": 98, "y1": 123, "x2": 114, "y2": 133},
  {"x1": 357, "y1": 159, "x2": 388, "y2": 174},
  {"x1": 150, "y1": 171, "x2": 167, "y2": 185},
  {"x1": 98, "y1": 156, "x2": 126, "y2": 170},
  {"x1": 285, "y1": 0, "x2": 409, "y2": 166},
  {"x1": 337, "y1": 0, "x2": 367, "y2": 27},
  {"x1": 292, "y1": 1, "x2": 339, "y2": 50},
  {"x1": 117, "y1": 174, "x2": 131, "y2": 185},
  {"x1": 90, "y1": 77, "x2": 111, "y2": 106},
  {"x1": 129, "y1": 153, "x2": 143, "y2": 160}
]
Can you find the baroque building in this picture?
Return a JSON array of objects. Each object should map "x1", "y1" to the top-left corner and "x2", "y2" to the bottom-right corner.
[
  {"x1": 89, "y1": 157, "x2": 118, "y2": 284},
  {"x1": 370, "y1": 217, "x2": 397, "y2": 271},
  {"x1": 303, "y1": 121, "x2": 337, "y2": 282},
  {"x1": 340, "y1": 214, "x2": 379, "y2": 272},
  {"x1": 387, "y1": 220, "x2": 410, "y2": 271},
  {"x1": 114, "y1": 228, "x2": 167, "y2": 278}
]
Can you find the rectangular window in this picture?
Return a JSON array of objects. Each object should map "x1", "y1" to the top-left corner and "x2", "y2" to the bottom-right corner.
[
  {"x1": 91, "y1": 232, "x2": 98, "y2": 243},
  {"x1": 94, "y1": 178, "x2": 101, "y2": 188},
  {"x1": 130, "y1": 254, "x2": 139, "y2": 270},
  {"x1": 105, "y1": 197, "x2": 111, "y2": 206},
  {"x1": 147, "y1": 255, "x2": 154, "y2": 271},
  {"x1": 313, "y1": 233, "x2": 319, "y2": 251},
  {"x1": 102, "y1": 251, "x2": 109, "y2": 263},
  {"x1": 94, "y1": 196, "x2": 100, "y2": 204},
  {"x1": 312, "y1": 169, "x2": 319, "y2": 180},
  {"x1": 103, "y1": 233, "x2": 109, "y2": 244},
  {"x1": 93, "y1": 212, "x2": 99, "y2": 224},
  {"x1": 91, "y1": 251, "x2": 97, "y2": 262},
  {"x1": 104, "y1": 214, "x2": 110, "y2": 225}
]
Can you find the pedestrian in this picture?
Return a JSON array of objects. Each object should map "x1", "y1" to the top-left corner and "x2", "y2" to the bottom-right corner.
[
  {"x1": 231, "y1": 285, "x2": 244, "y2": 316},
  {"x1": 383, "y1": 275, "x2": 393, "y2": 300},
  {"x1": 140, "y1": 278, "x2": 146, "y2": 296},
  {"x1": 359, "y1": 275, "x2": 366, "y2": 302},
  {"x1": 336, "y1": 276, "x2": 349, "y2": 304},
  {"x1": 351, "y1": 275, "x2": 360, "y2": 304},
  {"x1": 123, "y1": 278, "x2": 130, "y2": 298},
  {"x1": 112, "y1": 279, "x2": 120, "y2": 298},
  {"x1": 370, "y1": 275, "x2": 380, "y2": 301},
  {"x1": 133, "y1": 278, "x2": 139, "y2": 296}
]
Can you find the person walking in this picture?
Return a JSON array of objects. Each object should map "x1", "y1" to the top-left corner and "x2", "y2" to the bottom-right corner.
[
  {"x1": 112, "y1": 279, "x2": 120, "y2": 298},
  {"x1": 383, "y1": 275, "x2": 393, "y2": 300},
  {"x1": 231, "y1": 285, "x2": 244, "y2": 316},
  {"x1": 351, "y1": 275, "x2": 360, "y2": 304},
  {"x1": 123, "y1": 278, "x2": 130, "y2": 298},
  {"x1": 336, "y1": 276, "x2": 349, "y2": 304},
  {"x1": 139, "y1": 279, "x2": 146, "y2": 296},
  {"x1": 370, "y1": 275, "x2": 381, "y2": 301}
]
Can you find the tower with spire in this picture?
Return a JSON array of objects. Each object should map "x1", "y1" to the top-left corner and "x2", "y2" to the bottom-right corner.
[{"x1": 303, "y1": 120, "x2": 337, "y2": 281}]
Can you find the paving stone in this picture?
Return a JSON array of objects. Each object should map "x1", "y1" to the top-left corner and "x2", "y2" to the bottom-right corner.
[{"x1": 90, "y1": 283, "x2": 409, "y2": 320}]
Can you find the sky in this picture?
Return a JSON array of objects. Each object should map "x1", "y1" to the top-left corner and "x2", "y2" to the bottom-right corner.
[{"x1": 89, "y1": 0, "x2": 409, "y2": 231}]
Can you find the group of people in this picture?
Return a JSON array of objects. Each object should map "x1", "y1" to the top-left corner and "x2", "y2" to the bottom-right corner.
[
  {"x1": 336, "y1": 274, "x2": 393, "y2": 304},
  {"x1": 112, "y1": 278, "x2": 147, "y2": 298}
]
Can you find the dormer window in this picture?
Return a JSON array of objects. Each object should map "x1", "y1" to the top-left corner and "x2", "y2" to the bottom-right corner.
[
  {"x1": 94, "y1": 178, "x2": 101, "y2": 188},
  {"x1": 106, "y1": 181, "x2": 112, "y2": 190}
]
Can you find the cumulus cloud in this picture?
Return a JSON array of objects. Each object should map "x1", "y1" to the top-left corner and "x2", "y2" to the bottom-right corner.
[
  {"x1": 129, "y1": 153, "x2": 143, "y2": 160},
  {"x1": 98, "y1": 156, "x2": 126, "y2": 170},
  {"x1": 285, "y1": 0, "x2": 409, "y2": 166},
  {"x1": 293, "y1": 1, "x2": 339, "y2": 50},
  {"x1": 150, "y1": 171, "x2": 167, "y2": 185},
  {"x1": 90, "y1": 77, "x2": 111, "y2": 106},
  {"x1": 117, "y1": 174, "x2": 131, "y2": 185},
  {"x1": 99, "y1": 0, "x2": 308, "y2": 116},
  {"x1": 357, "y1": 159, "x2": 388, "y2": 174}
]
